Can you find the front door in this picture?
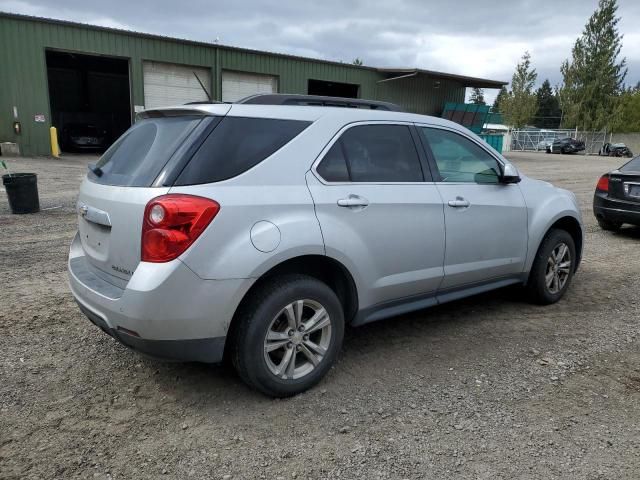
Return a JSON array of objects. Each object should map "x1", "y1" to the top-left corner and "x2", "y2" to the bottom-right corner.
[{"x1": 418, "y1": 125, "x2": 528, "y2": 290}]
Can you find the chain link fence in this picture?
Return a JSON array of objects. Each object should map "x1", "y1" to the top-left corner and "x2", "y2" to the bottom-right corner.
[{"x1": 507, "y1": 129, "x2": 607, "y2": 155}]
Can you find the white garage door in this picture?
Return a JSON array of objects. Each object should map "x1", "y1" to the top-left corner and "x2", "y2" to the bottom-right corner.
[
  {"x1": 222, "y1": 71, "x2": 278, "y2": 102},
  {"x1": 143, "y1": 61, "x2": 211, "y2": 109}
]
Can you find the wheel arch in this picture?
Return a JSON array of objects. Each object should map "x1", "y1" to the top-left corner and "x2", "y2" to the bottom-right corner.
[
  {"x1": 547, "y1": 216, "x2": 583, "y2": 269},
  {"x1": 224, "y1": 254, "x2": 359, "y2": 356},
  {"x1": 527, "y1": 214, "x2": 583, "y2": 278}
]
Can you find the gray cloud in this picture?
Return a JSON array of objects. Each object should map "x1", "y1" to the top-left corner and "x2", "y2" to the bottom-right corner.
[{"x1": 2, "y1": 0, "x2": 638, "y2": 102}]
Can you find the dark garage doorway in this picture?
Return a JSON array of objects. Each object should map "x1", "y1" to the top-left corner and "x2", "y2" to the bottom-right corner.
[
  {"x1": 308, "y1": 79, "x2": 359, "y2": 98},
  {"x1": 46, "y1": 50, "x2": 131, "y2": 153}
]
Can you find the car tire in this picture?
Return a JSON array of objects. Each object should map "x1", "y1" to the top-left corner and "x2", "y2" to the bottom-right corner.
[
  {"x1": 527, "y1": 229, "x2": 576, "y2": 305},
  {"x1": 597, "y1": 217, "x2": 622, "y2": 231},
  {"x1": 230, "y1": 274, "x2": 344, "y2": 397}
]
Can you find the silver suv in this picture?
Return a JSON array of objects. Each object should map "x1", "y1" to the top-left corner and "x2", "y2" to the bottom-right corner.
[{"x1": 69, "y1": 101, "x2": 583, "y2": 397}]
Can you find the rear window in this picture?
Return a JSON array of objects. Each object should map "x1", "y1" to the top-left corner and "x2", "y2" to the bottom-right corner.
[
  {"x1": 174, "y1": 117, "x2": 311, "y2": 185},
  {"x1": 621, "y1": 156, "x2": 640, "y2": 172},
  {"x1": 90, "y1": 116, "x2": 202, "y2": 186}
]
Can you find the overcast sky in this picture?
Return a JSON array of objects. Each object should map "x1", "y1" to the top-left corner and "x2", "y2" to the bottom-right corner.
[{"x1": 2, "y1": 0, "x2": 639, "y2": 102}]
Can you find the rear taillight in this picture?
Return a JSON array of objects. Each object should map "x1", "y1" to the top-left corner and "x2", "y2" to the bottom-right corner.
[
  {"x1": 596, "y1": 175, "x2": 609, "y2": 192},
  {"x1": 141, "y1": 194, "x2": 220, "y2": 262}
]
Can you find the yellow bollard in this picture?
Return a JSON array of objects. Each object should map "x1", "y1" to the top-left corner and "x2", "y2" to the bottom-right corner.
[{"x1": 50, "y1": 126, "x2": 60, "y2": 158}]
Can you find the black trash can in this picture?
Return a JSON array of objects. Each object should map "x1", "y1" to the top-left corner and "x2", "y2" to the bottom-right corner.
[{"x1": 2, "y1": 173, "x2": 40, "y2": 214}]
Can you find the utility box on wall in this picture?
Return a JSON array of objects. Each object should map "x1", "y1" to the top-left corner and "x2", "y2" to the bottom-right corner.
[{"x1": 0, "y1": 142, "x2": 20, "y2": 157}]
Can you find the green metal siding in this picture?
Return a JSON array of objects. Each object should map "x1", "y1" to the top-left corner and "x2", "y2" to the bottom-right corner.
[
  {"x1": 377, "y1": 76, "x2": 465, "y2": 116},
  {"x1": 478, "y1": 133, "x2": 504, "y2": 153},
  {"x1": 0, "y1": 14, "x2": 466, "y2": 156}
]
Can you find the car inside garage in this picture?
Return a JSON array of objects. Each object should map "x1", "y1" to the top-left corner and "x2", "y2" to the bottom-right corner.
[{"x1": 45, "y1": 50, "x2": 131, "y2": 152}]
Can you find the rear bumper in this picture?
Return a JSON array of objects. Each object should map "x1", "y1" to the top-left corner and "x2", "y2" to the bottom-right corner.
[
  {"x1": 77, "y1": 302, "x2": 226, "y2": 362},
  {"x1": 593, "y1": 192, "x2": 640, "y2": 226},
  {"x1": 68, "y1": 232, "x2": 252, "y2": 363}
]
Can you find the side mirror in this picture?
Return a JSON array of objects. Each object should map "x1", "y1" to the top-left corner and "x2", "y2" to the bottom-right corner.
[{"x1": 500, "y1": 163, "x2": 521, "y2": 184}]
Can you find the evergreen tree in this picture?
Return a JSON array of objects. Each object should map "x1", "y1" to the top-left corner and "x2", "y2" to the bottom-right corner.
[
  {"x1": 559, "y1": 0, "x2": 626, "y2": 130},
  {"x1": 502, "y1": 52, "x2": 538, "y2": 128},
  {"x1": 492, "y1": 86, "x2": 508, "y2": 113},
  {"x1": 534, "y1": 79, "x2": 561, "y2": 129},
  {"x1": 352, "y1": 58, "x2": 364, "y2": 66},
  {"x1": 469, "y1": 87, "x2": 486, "y2": 105}
]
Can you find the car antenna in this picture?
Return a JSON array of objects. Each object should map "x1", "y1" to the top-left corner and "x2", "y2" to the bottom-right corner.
[{"x1": 193, "y1": 72, "x2": 212, "y2": 102}]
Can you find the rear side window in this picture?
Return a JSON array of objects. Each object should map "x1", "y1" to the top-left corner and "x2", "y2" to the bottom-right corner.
[
  {"x1": 316, "y1": 142, "x2": 349, "y2": 182},
  {"x1": 175, "y1": 117, "x2": 311, "y2": 185},
  {"x1": 316, "y1": 124, "x2": 424, "y2": 183},
  {"x1": 621, "y1": 156, "x2": 640, "y2": 172},
  {"x1": 91, "y1": 116, "x2": 203, "y2": 186}
]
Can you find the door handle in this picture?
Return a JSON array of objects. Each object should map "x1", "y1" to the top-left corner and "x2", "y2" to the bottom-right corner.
[
  {"x1": 447, "y1": 196, "x2": 470, "y2": 208},
  {"x1": 337, "y1": 195, "x2": 369, "y2": 208}
]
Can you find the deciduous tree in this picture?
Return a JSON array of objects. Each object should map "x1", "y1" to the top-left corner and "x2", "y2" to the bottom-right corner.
[
  {"x1": 502, "y1": 52, "x2": 538, "y2": 128},
  {"x1": 613, "y1": 86, "x2": 640, "y2": 132}
]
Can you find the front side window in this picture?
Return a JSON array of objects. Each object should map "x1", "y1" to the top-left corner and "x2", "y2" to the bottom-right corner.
[
  {"x1": 420, "y1": 127, "x2": 501, "y2": 184},
  {"x1": 315, "y1": 124, "x2": 424, "y2": 183}
]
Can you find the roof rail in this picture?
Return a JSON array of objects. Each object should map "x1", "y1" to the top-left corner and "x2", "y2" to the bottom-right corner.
[
  {"x1": 183, "y1": 100, "x2": 227, "y2": 105},
  {"x1": 236, "y1": 94, "x2": 404, "y2": 111}
]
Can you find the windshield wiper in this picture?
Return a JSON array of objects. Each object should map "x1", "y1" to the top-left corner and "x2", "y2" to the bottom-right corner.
[{"x1": 88, "y1": 163, "x2": 103, "y2": 177}]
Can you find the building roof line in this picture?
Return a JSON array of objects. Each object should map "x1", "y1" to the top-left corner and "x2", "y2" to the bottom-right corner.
[
  {"x1": 0, "y1": 11, "x2": 507, "y2": 88},
  {"x1": 376, "y1": 68, "x2": 508, "y2": 88}
]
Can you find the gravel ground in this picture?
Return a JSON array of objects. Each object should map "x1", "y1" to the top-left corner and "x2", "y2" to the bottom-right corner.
[{"x1": 1, "y1": 151, "x2": 639, "y2": 480}]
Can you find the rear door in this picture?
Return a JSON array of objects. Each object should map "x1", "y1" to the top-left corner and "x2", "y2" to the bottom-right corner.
[
  {"x1": 307, "y1": 122, "x2": 445, "y2": 308},
  {"x1": 417, "y1": 125, "x2": 528, "y2": 290}
]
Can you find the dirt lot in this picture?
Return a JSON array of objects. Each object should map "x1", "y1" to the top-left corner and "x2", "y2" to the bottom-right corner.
[{"x1": 1, "y1": 151, "x2": 639, "y2": 479}]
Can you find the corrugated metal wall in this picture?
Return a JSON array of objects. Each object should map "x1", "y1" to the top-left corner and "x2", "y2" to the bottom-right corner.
[{"x1": 0, "y1": 14, "x2": 466, "y2": 156}]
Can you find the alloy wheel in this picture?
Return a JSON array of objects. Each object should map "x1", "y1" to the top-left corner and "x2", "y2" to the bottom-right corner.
[
  {"x1": 263, "y1": 299, "x2": 332, "y2": 380},
  {"x1": 545, "y1": 242, "x2": 572, "y2": 294}
]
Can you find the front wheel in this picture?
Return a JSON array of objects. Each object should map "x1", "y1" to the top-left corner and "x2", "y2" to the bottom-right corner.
[
  {"x1": 527, "y1": 229, "x2": 576, "y2": 305},
  {"x1": 231, "y1": 274, "x2": 344, "y2": 397}
]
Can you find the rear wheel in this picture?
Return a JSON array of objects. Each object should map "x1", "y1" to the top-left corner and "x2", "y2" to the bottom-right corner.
[
  {"x1": 597, "y1": 217, "x2": 622, "y2": 231},
  {"x1": 231, "y1": 274, "x2": 344, "y2": 397},
  {"x1": 527, "y1": 229, "x2": 576, "y2": 305}
]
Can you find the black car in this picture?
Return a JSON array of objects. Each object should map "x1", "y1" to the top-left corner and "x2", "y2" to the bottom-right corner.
[
  {"x1": 547, "y1": 137, "x2": 585, "y2": 154},
  {"x1": 594, "y1": 156, "x2": 640, "y2": 230},
  {"x1": 62, "y1": 123, "x2": 108, "y2": 152}
]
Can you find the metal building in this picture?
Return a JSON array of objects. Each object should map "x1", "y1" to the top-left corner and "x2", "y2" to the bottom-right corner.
[{"x1": 0, "y1": 12, "x2": 507, "y2": 156}]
